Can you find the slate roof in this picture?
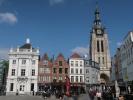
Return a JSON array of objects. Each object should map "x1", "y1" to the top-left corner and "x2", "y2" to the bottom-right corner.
[{"x1": 19, "y1": 43, "x2": 34, "y2": 49}]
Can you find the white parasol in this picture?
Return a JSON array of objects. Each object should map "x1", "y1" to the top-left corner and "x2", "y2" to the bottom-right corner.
[{"x1": 115, "y1": 80, "x2": 120, "y2": 98}]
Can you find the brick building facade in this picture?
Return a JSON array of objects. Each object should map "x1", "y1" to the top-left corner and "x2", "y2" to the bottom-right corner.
[{"x1": 38, "y1": 53, "x2": 52, "y2": 91}]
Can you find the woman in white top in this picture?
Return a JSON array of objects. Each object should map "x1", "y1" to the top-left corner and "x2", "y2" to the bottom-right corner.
[{"x1": 96, "y1": 90, "x2": 102, "y2": 100}]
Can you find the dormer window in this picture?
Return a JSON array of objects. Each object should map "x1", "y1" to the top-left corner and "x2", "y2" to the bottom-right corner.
[
  {"x1": 59, "y1": 61, "x2": 62, "y2": 66},
  {"x1": 43, "y1": 60, "x2": 48, "y2": 65}
]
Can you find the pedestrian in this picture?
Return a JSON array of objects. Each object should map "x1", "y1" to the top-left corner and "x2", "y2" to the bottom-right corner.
[
  {"x1": 119, "y1": 95, "x2": 124, "y2": 100},
  {"x1": 63, "y1": 94, "x2": 68, "y2": 100},
  {"x1": 96, "y1": 90, "x2": 102, "y2": 100},
  {"x1": 16, "y1": 89, "x2": 19, "y2": 95},
  {"x1": 89, "y1": 90, "x2": 95, "y2": 100},
  {"x1": 32, "y1": 90, "x2": 35, "y2": 96},
  {"x1": 59, "y1": 96, "x2": 63, "y2": 100},
  {"x1": 72, "y1": 93, "x2": 78, "y2": 100}
]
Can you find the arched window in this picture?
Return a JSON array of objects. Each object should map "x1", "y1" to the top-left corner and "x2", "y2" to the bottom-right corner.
[
  {"x1": 97, "y1": 40, "x2": 100, "y2": 52},
  {"x1": 101, "y1": 40, "x2": 104, "y2": 52}
]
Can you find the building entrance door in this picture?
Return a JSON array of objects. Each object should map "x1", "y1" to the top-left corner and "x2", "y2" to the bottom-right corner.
[{"x1": 19, "y1": 85, "x2": 25, "y2": 94}]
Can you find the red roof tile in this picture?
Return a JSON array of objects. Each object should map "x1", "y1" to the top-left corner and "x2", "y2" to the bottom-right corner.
[{"x1": 70, "y1": 53, "x2": 81, "y2": 58}]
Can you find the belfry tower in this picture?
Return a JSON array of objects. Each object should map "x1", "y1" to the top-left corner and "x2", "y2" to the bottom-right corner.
[{"x1": 89, "y1": 5, "x2": 111, "y2": 83}]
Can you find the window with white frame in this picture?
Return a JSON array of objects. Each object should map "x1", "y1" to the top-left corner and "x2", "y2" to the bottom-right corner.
[
  {"x1": 32, "y1": 69, "x2": 35, "y2": 76},
  {"x1": 86, "y1": 69, "x2": 89, "y2": 73},
  {"x1": 80, "y1": 69, "x2": 82, "y2": 74},
  {"x1": 32, "y1": 60, "x2": 36, "y2": 65},
  {"x1": 71, "y1": 61, "x2": 74, "y2": 66},
  {"x1": 76, "y1": 69, "x2": 78, "y2": 74},
  {"x1": 80, "y1": 76, "x2": 83, "y2": 82},
  {"x1": 71, "y1": 68, "x2": 74, "y2": 74},
  {"x1": 11, "y1": 69, "x2": 15, "y2": 76},
  {"x1": 76, "y1": 76, "x2": 78, "y2": 82},
  {"x1": 71, "y1": 76, "x2": 74, "y2": 82},
  {"x1": 12, "y1": 60, "x2": 16, "y2": 64},
  {"x1": 80, "y1": 61, "x2": 82, "y2": 66},
  {"x1": 75, "y1": 61, "x2": 78, "y2": 66},
  {"x1": 22, "y1": 59, "x2": 26, "y2": 65},
  {"x1": 21, "y1": 69, "x2": 25, "y2": 76}
]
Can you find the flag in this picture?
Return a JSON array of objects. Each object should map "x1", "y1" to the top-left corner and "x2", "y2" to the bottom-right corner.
[{"x1": 65, "y1": 75, "x2": 70, "y2": 96}]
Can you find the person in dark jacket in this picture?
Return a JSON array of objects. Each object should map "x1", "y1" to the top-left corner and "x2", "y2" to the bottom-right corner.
[{"x1": 72, "y1": 93, "x2": 78, "y2": 100}]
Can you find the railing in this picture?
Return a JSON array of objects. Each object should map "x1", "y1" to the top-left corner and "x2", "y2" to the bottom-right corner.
[{"x1": 10, "y1": 48, "x2": 39, "y2": 53}]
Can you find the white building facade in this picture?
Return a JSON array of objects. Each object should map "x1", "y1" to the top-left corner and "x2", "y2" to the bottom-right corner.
[
  {"x1": 120, "y1": 31, "x2": 133, "y2": 82},
  {"x1": 84, "y1": 59, "x2": 100, "y2": 86},
  {"x1": 6, "y1": 39, "x2": 39, "y2": 95},
  {"x1": 69, "y1": 53, "x2": 85, "y2": 85}
]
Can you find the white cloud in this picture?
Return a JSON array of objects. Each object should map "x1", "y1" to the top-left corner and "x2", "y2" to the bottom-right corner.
[
  {"x1": 117, "y1": 42, "x2": 122, "y2": 47},
  {"x1": 0, "y1": 48, "x2": 9, "y2": 60},
  {"x1": 71, "y1": 46, "x2": 89, "y2": 56},
  {"x1": 0, "y1": 12, "x2": 18, "y2": 24},
  {"x1": 49, "y1": 0, "x2": 65, "y2": 6}
]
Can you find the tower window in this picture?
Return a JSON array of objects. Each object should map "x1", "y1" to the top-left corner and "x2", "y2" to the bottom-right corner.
[
  {"x1": 98, "y1": 57, "x2": 100, "y2": 64},
  {"x1": 101, "y1": 40, "x2": 104, "y2": 52},
  {"x1": 102, "y1": 57, "x2": 104, "y2": 64},
  {"x1": 97, "y1": 40, "x2": 100, "y2": 52}
]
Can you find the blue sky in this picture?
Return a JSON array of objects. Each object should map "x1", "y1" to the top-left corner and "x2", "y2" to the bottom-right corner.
[{"x1": 0, "y1": 0, "x2": 133, "y2": 59}]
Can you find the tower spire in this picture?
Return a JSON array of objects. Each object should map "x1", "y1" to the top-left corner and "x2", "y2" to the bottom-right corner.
[{"x1": 94, "y1": 2, "x2": 101, "y2": 26}]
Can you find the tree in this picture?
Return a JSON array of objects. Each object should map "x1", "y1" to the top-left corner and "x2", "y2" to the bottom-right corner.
[{"x1": 0, "y1": 60, "x2": 9, "y2": 87}]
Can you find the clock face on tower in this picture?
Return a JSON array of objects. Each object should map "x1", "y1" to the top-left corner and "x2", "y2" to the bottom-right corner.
[{"x1": 97, "y1": 29, "x2": 101, "y2": 34}]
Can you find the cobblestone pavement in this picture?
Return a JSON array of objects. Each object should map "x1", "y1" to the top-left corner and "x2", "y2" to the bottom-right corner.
[
  {"x1": 0, "y1": 94, "x2": 92, "y2": 100},
  {"x1": 0, "y1": 95, "x2": 44, "y2": 100}
]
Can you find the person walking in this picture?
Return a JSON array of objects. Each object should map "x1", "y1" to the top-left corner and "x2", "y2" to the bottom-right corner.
[
  {"x1": 63, "y1": 94, "x2": 68, "y2": 100},
  {"x1": 89, "y1": 90, "x2": 95, "y2": 100},
  {"x1": 96, "y1": 90, "x2": 102, "y2": 100},
  {"x1": 72, "y1": 93, "x2": 78, "y2": 100}
]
